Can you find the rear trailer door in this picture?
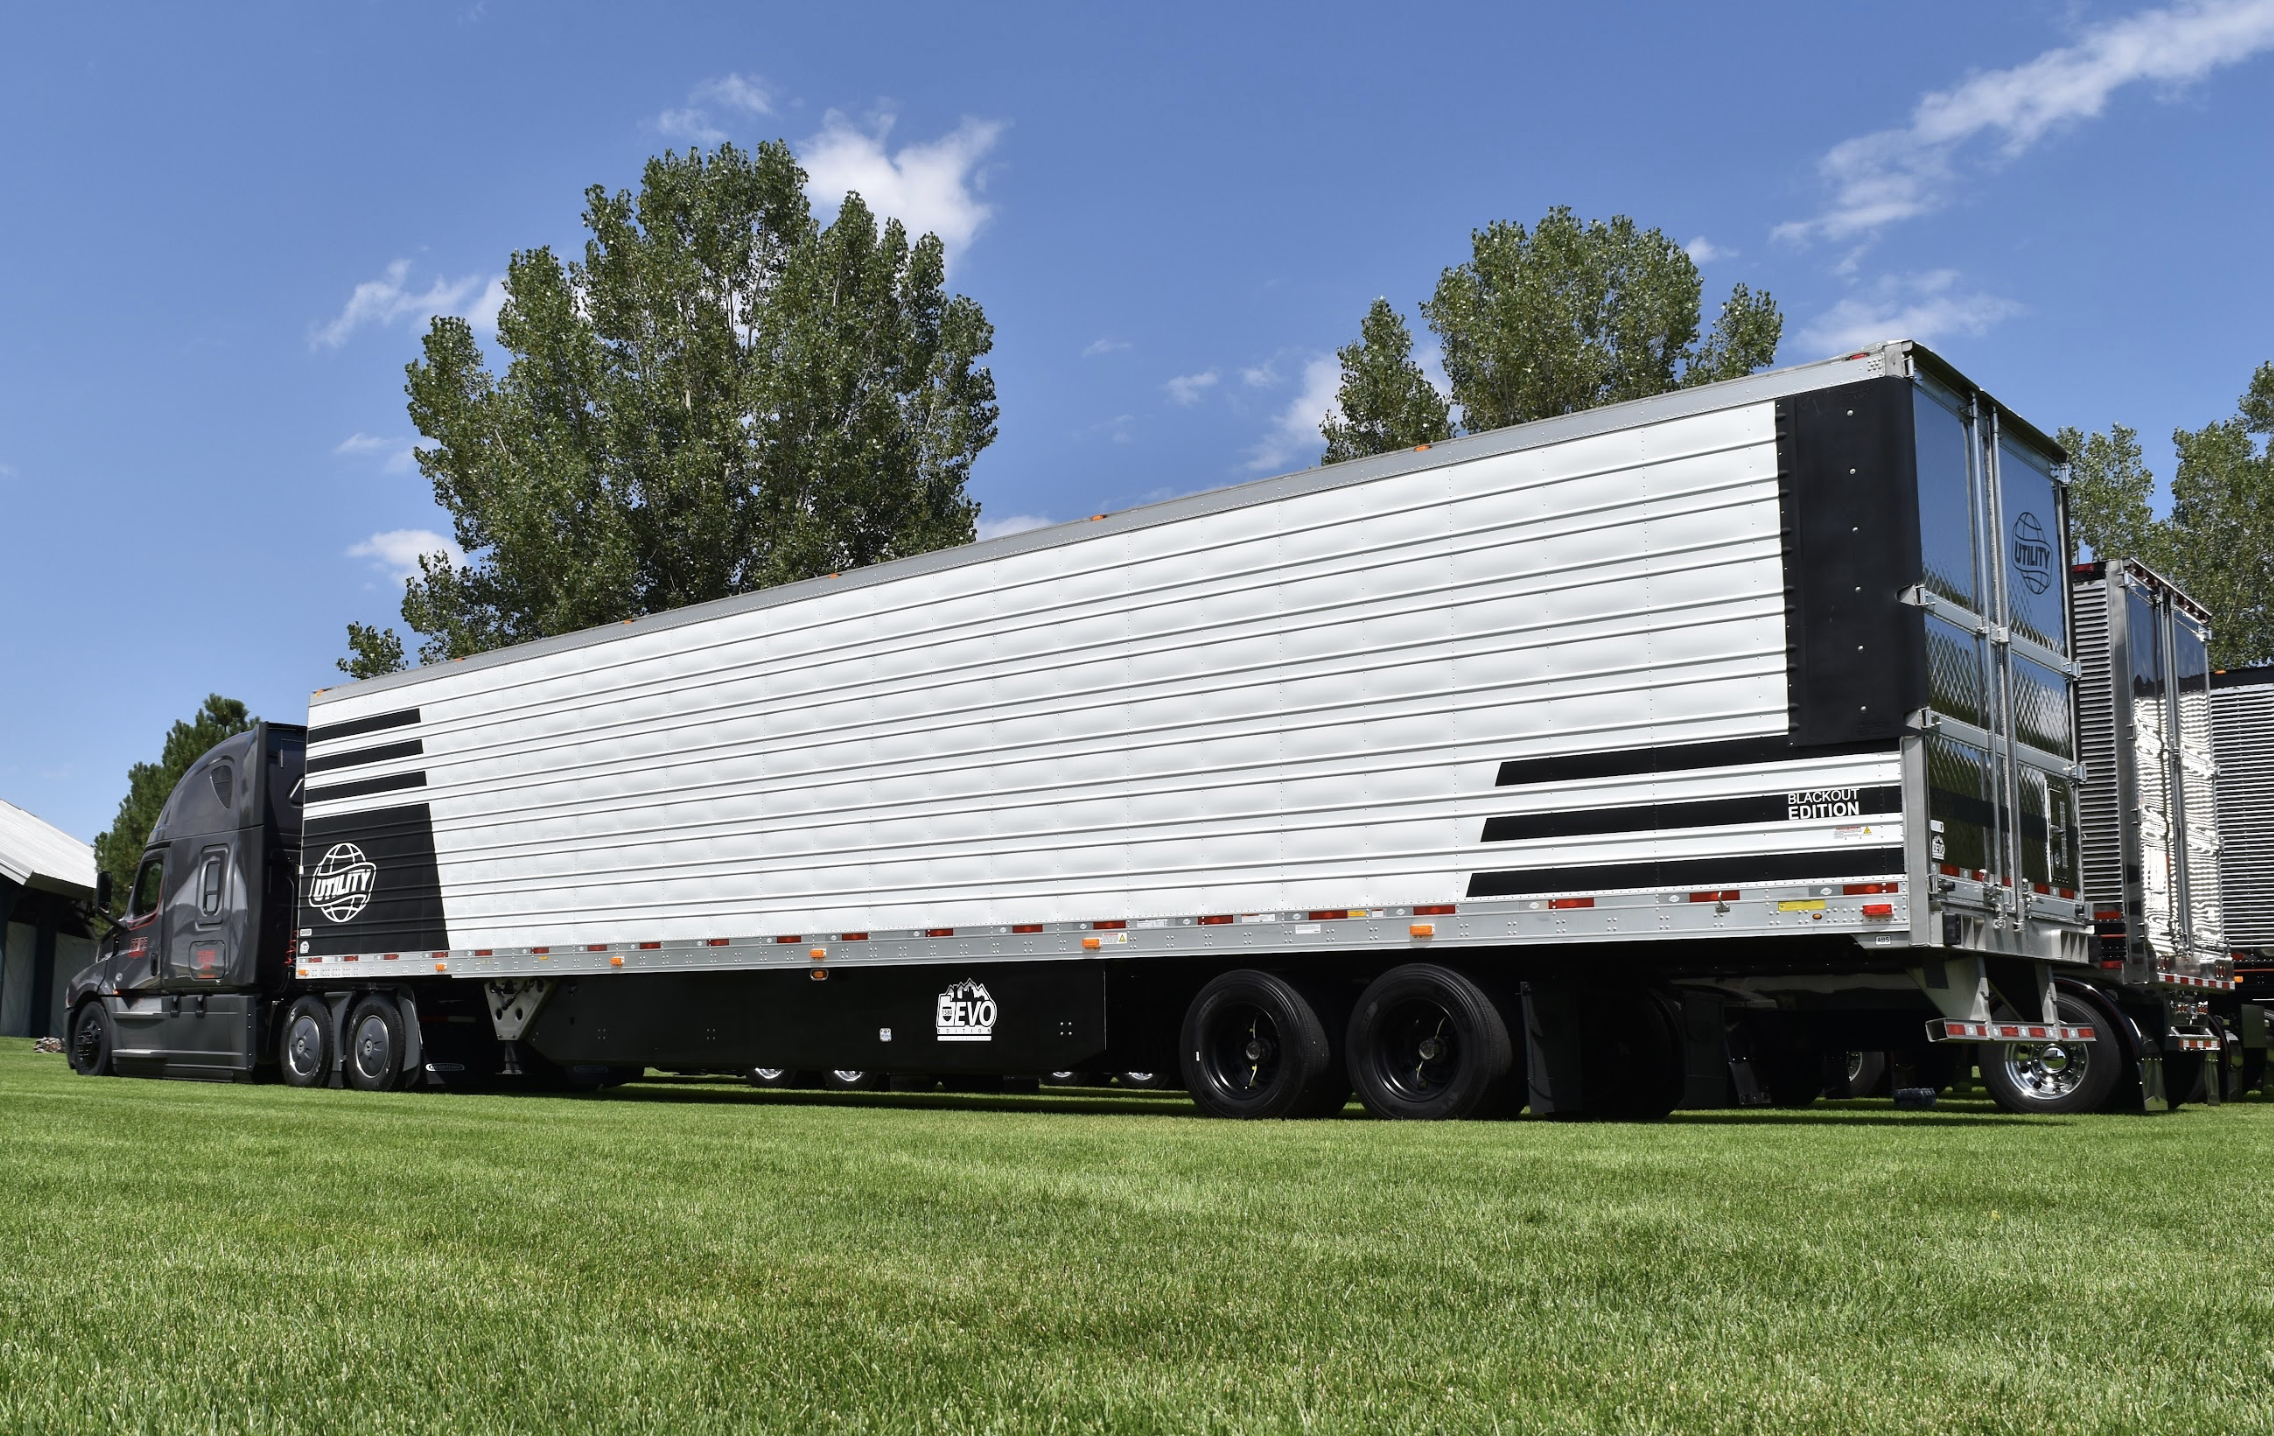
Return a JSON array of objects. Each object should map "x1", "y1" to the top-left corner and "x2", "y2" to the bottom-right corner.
[{"x1": 1908, "y1": 368, "x2": 2084, "y2": 960}]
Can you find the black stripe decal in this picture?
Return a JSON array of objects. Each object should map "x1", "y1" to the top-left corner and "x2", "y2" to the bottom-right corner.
[
  {"x1": 307, "y1": 708, "x2": 422, "y2": 746},
  {"x1": 1483, "y1": 785, "x2": 1902, "y2": 843},
  {"x1": 305, "y1": 770, "x2": 428, "y2": 804},
  {"x1": 1466, "y1": 847, "x2": 1907, "y2": 898},
  {"x1": 306, "y1": 738, "x2": 424, "y2": 774},
  {"x1": 1494, "y1": 735, "x2": 1897, "y2": 788}
]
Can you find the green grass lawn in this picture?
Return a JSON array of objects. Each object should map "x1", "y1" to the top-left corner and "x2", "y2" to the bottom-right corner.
[{"x1": 3, "y1": 1038, "x2": 2271, "y2": 1435}]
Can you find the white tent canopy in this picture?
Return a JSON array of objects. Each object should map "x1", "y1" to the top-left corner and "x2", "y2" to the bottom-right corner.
[{"x1": 0, "y1": 798, "x2": 96, "y2": 899}]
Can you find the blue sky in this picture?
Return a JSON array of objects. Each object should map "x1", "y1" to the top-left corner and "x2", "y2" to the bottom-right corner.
[{"x1": 4, "y1": 0, "x2": 2272, "y2": 842}]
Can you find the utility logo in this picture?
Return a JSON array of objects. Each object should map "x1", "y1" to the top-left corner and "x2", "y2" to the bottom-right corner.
[
  {"x1": 309, "y1": 842, "x2": 377, "y2": 923},
  {"x1": 2011, "y1": 512, "x2": 2053, "y2": 595},
  {"x1": 935, "y1": 979, "x2": 998, "y2": 1042}
]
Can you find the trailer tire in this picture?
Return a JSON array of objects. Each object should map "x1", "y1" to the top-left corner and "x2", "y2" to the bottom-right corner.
[
  {"x1": 279, "y1": 997, "x2": 332, "y2": 1088},
  {"x1": 344, "y1": 997, "x2": 410, "y2": 1092},
  {"x1": 1830, "y1": 1051, "x2": 1888, "y2": 1099},
  {"x1": 822, "y1": 1069, "x2": 886, "y2": 1092},
  {"x1": 68, "y1": 1003, "x2": 114, "y2": 1077},
  {"x1": 1980, "y1": 992, "x2": 2120, "y2": 1115},
  {"x1": 1179, "y1": 970, "x2": 1342, "y2": 1119},
  {"x1": 1116, "y1": 1071, "x2": 1171, "y2": 1090},
  {"x1": 745, "y1": 1068, "x2": 813, "y2": 1089},
  {"x1": 1580, "y1": 990, "x2": 1687, "y2": 1120},
  {"x1": 1345, "y1": 965, "x2": 1518, "y2": 1120}
]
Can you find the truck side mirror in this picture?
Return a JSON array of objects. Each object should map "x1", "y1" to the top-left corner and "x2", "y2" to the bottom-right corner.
[{"x1": 96, "y1": 870, "x2": 113, "y2": 914}]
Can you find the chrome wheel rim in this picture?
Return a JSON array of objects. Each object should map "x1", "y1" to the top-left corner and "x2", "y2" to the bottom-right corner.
[{"x1": 2002, "y1": 1040, "x2": 2086, "y2": 1102}]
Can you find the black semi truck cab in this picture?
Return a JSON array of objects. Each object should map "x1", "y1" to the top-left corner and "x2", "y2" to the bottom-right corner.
[{"x1": 64, "y1": 724, "x2": 304, "y2": 1080}]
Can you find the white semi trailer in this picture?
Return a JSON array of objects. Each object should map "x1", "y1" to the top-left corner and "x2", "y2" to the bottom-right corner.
[{"x1": 64, "y1": 340, "x2": 2108, "y2": 1119}]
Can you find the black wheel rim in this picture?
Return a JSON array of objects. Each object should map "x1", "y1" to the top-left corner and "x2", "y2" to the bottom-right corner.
[
  {"x1": 285, "y1": 1014, "x2": 324, "y2": 1078},
  {"x1": 72, "y1": 1011, "x2": 103, "y2": 1070},
  {"x1": 1201, "y1": 1002, "x2": 1282, "y2": 1099},
  {"x1": 353, "y1": 1015, "x2": 392, "y2": 1082},
  {"x1": 1375, "y1": 998, "x2": 1460, "y2": 1100}
]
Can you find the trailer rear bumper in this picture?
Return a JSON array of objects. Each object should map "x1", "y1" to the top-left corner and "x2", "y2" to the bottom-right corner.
[{"x1": 1926, "y1": 1019, "x2": 2095, "y2": 1043}]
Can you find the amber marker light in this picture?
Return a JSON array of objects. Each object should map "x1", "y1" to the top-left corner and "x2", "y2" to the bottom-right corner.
[{"x1": 1409, "y1": 924, "x2": 1435, "y2": 938}]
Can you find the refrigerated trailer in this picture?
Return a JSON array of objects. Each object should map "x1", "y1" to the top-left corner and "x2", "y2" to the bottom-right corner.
[
  {"x1": 2211, "y1": 663, "x2": 2274, "y2": 1022},
  {"x1": 64, "y1": 340, "x2": 2117, "y2": 1120},
  {"x1": 2067, "y1": 559, "x2": 2266, "y2": 1107}
]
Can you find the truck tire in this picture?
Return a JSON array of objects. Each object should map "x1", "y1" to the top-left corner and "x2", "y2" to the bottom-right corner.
[
  {"x1": 1345, "y1": 964, "x2": 1518, "y2": 1120},
  {"x1": 1980, "y1": 992, "x2": 2120, "y2": 1115},
  {"x1": 822, "y1": 1069, "x2": 886, "y2": 1091},
  {"x1": 1179, "y1": 969, "x2": 1343, "y2": 1119},
  {"x1": 1116, "y1": 1071, "x2": 1170, "y2": 1090},
  {"x1": 344, "y1": 997, "x2": 410, "y2": 1092},
  {"x1": 68, "y1": 1003, "x2": 114, "y2": 1077},
  {"x1": 279, "y1": 997, "x2": 333, "y2": 1088},
  {"x1": 1580, "y1": 990, "x2": 1687, "y2": 1120}
]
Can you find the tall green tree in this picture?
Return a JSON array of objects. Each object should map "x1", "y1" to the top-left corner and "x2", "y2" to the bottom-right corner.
[
  {"x1": 92, "y1": 696, "x2": 256, "y2": 916},
  {"x1": 2054, "y1": 423, "x2": 2162, "y2": 567},
  {"x1": 1324, "y1": 207, "x2": 1782, "y2": 463},
  {"x1": 349, "y1": 141, "x2": 998, "y2": 670},
  {"x1": 1320, "y1": 299, "x2": 1454, "y2": 463},
  {"x1": 2062, "y1": 362, "x2": 2274, "y2": 668}
]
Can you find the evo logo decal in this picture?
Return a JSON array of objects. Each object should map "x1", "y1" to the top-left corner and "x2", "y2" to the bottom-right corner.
[
  {"x1": 310, "y1": 842, "x2": 378, "y2": 922},
  {"x1": 935, "y1": 979, "x2": 998, "y2": 1043}
]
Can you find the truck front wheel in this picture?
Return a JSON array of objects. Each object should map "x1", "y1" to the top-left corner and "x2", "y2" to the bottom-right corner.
[
  {"x1": 1179, "y1": 970, "x2": 1344, "y2": 1119},
  {"x1": 68, "y1": 1003, "x2": 114, "y2": 1077},
  {"x1": 280, "y1": 998, "x2": 332, "y2": 1088},
  {"x1": 1345, "y1": 964, "x2": 1518, "y2": 1120},
  {"x1": 1981, "y1": 993, "x2": 2120, "y2": 1115}
]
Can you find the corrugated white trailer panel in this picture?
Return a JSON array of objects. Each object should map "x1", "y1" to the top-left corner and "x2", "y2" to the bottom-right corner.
[
  {"x1": 2213, "y1": 667, "x2": 2274, "y2": 948},
  {"x1": 294, "y1": 343, "x2": 2082, "y2": 973}
]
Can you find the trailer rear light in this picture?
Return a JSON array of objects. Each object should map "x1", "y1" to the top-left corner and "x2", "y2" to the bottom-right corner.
[
  {"x1": 706, "y1": 938, "x2": 729, "y2": 947},
  {"x1": 533, "y1": 946, "x2": 550, "y2": 954},
  {"x1": 774, "y1": 935, "x2": 802, "y2": 944},
  {"x1": 586, "y1": 944, "x2": 608, "y2": 952},
  {"x1": 1082, "y1": 937, "x2": 1102, "y2": 949},
  {"x1": 2094, "y1": 910, "x2": 2123, "y2": 922},
  {"x1": 924, "y1": 928, "x2": 955, "y2": 938},
  {"x1": 1548, "y1": 897, "x2": 1593, "y2": 910},
  {"x1": 638, "y1": 942, "x2": 660, "y2": 950},
  {"x1": 474, "y1": 949, "x2": 493, "y2": 957},
  {"x1": 810, "y1": 968, "x2": 828, "y2": 980},
  {"x1": 1843, "y1": 883, "x2": 1898, "y2": 895},
  {"x1": 1092, "y1": 920, "x2": 1126, "y2": 930},
  {"x1": 343, "y1": 955, "x2": 359, "y2": 962},
  {"x1": 1306, "y1": 910, "x2": 1352, "y2": 920},
  {"x1": 2100, "y1": 959, "x2": 2124, "y2": 969},
  {"x1": 1688, "y1": 890, "x2": 1739, "y2": 903},
  {"x1": 842, "y1": 933, "x2": 868, "y2": 942},
  {"x1": 1409, "y1": 924, "x2": 1435, "y2": 938},
  {"x1": 1011, "y1": 924, "x2": 1044, "y2": 933},
  {"x1": 1928, "y1": 1019, "x2": 2095, "y2": 1043},
  {"x1": 1938, "y1": 864, "x2": 1961, "y2": 877},
  {"x1": 1861, "y1": 904, "x2": 1895, "y2": 918},
  {"x1": 1414, "y1": 904, "x2": 1456, "y2": 916},
  {"x1": 2031, "y1": 883, "x2": 2050, "y2": 894},
  {"x1": 1199, "y1": 915, "x2": 1233, "y2": 925}
]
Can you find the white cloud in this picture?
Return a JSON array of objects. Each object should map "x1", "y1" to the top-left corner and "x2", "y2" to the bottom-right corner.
[
  {"x1": 976, "y1": 512, "x2": 1056, "y2": 540},
  {"x1": 656, "y1": 72, "x2": 773, "y2": 143},
  {"x1": 1795, "y1": 270, "x2": 2025, "y2": 354},
  {"x1": 1242, "y1": 355, "x2": 1340, "y2": 474},
  {"x1": 348, "y1": 528, "x2": 466, "y2": 584},
  {"x1": 1684, "y1": 236, "x2": 1732, "y2": 263},
  {"x1": 312, "y1": 260, "x2": 500, "y2": 349},
  {"x1": 334, "y1": 433, "x2": 420, "y2": 474},
  {"x1": 1239, "y1": 362, "x2": 1279, "y2": 388},
  {"x1": 1082, "y1": 337, "x2": 1130, "y2": 356},
  {"x1": 1780, "y1": 0, "x2": 2274, "y2": 242},
  {"x1": 799, "y1": 111, "x2": 1004, "y2": 262},
  {"x1": 1164, "y1": 370, "x2": 1218, "y2": 405}
]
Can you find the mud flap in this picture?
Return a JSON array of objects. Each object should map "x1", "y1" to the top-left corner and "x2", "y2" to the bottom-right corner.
[{"x1": 1521, "y1": 981, "x2": 1584, "y2": 1116}]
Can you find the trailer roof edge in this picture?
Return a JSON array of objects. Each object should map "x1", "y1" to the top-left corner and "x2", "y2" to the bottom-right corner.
[{"x1": 313, "y1": 339, "x2": 2004, "y2": 706}]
